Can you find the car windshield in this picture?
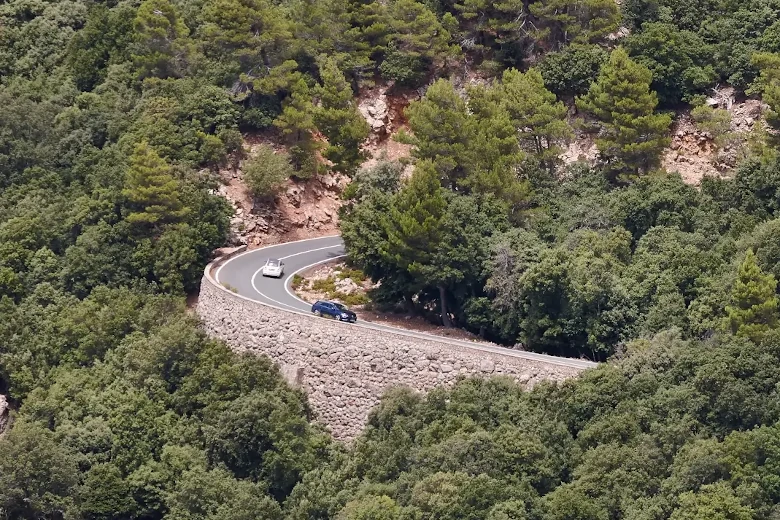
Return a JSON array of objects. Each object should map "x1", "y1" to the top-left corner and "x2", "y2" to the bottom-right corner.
[
  {"x1": 267, "y1": 259, "x2": 280, "y2": 267},
  {"x1": 333, "y1": 303, "x2": 347, "y2": 311}
]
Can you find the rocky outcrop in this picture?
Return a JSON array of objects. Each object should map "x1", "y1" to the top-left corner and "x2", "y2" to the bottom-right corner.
[
  {"x1": 359, "y1": 89, "x2": 391, "y2": 139},
  {"x1": 0, "y1": 394, "x2": 9, "y2": 436},
  {"x1": 197, "y1": 266, "x2": 591, "y2": 441}
]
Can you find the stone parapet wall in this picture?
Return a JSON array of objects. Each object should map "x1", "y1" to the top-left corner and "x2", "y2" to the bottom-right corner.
[{"x1": 197, "y1": 271, "x2": 589, "y2": 441}]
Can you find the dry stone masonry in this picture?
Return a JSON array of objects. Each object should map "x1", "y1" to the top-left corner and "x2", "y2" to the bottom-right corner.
[{"x1": 198, "y1": 269, "x2": 589, "y2": 441}]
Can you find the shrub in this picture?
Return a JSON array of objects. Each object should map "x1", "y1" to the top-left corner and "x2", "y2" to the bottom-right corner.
[
  {"x1": 243, "y1": 145, "x2": 294, "y2": 199},
  {"x1": 379, "y1": 44, "x2": 427, "y2": 86},
  {"x1": 337, "y1": 267, "x2": 367, "y2": 283},
  {"x1": 311, "y1": 277, "x2": 337, "y2": 294},
  {"x1": 691, "y1": 104, "x2": 733, "y2": 144},
  {"x1": 291, "y1": 274, "x2": 305, "y2": 290}
]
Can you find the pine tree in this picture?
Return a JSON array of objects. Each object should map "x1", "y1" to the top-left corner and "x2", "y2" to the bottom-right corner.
[
  {"x1": 314, "y1": 58, "x2": 370, "y2": 176},
  {"x1": 750, "y1": 52, "x2": 780, "y2": 133},
  {"x1": 384, "y1": 161, "x2": 450, "y2": 325},
  {"x1": 122, "y1": 141, "x2": 188, "y2": 227},
  {"x1": 132, "y1": 0, "x2": 190, "y2": 79},
  {"x1": 529, "y1": 0, "x2": 619, "y2": 48},
  {"x1": 464, "y1": 83, "x2": 530, "y2": 211},
  {"x1": 577, "y1": 47, "x2": 672, "y2": 181},
  {"x1": 401, "y1": 79, "x2": 476, "y2": 190},
  {"x1": 499, "y1": 68, "x2": 572, "y2": 173},
  {"x1": 453, "y1": 0, "x2": 525, "y2": 62},
  {"x1": 723, "y1": 249, "x2": 779, "y2": 343},
  {"x1": 199, "y1": 0, "x2": 293, "y2": 80},
  {"x1": 274, "y1": 77, "x2": 321, "y2": 178},
  {"x1": 380, "y1": 0, "x2": 460, "y2": 85}
]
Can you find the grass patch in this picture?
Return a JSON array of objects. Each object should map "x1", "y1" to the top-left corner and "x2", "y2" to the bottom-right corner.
[
  {"x1": 337, "y1": 267, "x2": 367, "y2": 282},
  {"x1": 340, "y1": 292, "x2": 370, "y2": 306},
  {"x1": 311, "y1": 277, "x2": 337, "y2": 294},
  {"x1": 291, "y1": 274, "x2": 305, "y2": 290},
  {"x1": 222, "y1": 283, "x2": 239, "y2": 293}
]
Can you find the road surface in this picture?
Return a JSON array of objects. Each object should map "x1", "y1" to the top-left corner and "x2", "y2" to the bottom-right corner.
[{"x1": 214, "y1": 235, "x2": 596, "y2": 370}]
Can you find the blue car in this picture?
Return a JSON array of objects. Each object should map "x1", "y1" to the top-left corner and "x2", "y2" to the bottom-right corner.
[{"x1": 311, "y1": 300, "x2": 357, "y2": 322}]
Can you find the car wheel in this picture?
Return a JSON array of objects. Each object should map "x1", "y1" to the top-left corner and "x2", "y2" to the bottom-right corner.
[{"x1": 314, "y1": 310, "x2": 322, "y2": 317}]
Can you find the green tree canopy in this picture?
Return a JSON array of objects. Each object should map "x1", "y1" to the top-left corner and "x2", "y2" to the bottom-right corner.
[
  {"x1": 723, "y1": 249, "x2": 779, "y2": 343},
  {"x1": 122, "y1": 141, "x2": 188, "y2": 228},
  {"x1": 577, "y1": 47, "x2": 672, "y2": 181}
]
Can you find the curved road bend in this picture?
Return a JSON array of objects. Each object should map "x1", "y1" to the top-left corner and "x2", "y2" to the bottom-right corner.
[{"x1": 214, "y1": 235, "x2": 596, "y2": 370}]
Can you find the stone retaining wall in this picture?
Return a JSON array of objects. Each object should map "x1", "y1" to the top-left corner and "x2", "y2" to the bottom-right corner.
[{"x1": 197, "y1": 269, "x2": 590, "y2": 441}]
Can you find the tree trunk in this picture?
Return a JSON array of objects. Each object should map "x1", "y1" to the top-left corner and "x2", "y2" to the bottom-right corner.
[{"x1": 439, "y1": 285, "x2": 452, "y2": 328}]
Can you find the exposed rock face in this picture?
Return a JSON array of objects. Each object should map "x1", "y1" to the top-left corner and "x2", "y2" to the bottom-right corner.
[
  {"x1": 0, "y1": 395, "x2": 9, "y2": 436},
  {"x1": 359, "y1": 89, "x2": 390, "y2": 138},
  {"x1": 197, "y1": 270, "x2": 589, "y2": 441}
]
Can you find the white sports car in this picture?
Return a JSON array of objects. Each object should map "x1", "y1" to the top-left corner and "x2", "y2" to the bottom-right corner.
[{"x1": 261, "y1": 258, "x2": 284, "y2": 278}]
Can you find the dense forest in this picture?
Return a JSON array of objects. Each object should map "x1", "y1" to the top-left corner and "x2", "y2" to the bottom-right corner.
[{"x1": 2, "y1": 0, "x2": 780, "y2": 518}]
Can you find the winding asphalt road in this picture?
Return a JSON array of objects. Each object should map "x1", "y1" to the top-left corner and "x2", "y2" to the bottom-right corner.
[{"x1": 214, "y1": 235, "x2": 596, "y2": 370}]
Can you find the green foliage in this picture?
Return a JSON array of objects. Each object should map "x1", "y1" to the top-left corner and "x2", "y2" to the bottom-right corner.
[
  {"x1": 68, "y1": 5, "x2": 135, "y2": 91},
  {"x1": 402, "y1": 80, "x2": 475, "y2": 190},
  {"x1": 499, "y1": 68, "x2": 573, "y2": 172},
  {"x1": 274, "y1": 78, "x2": 321, "y2": 178},
  {"x1": 402, "y1": 78, "x2": 530, "y2": 206},
  {"x1": 379, "y1": 0, "x2": 460, "y2": 86},
  {"x1": 750, "y1": 52, "x2": 780, "y2": 133},
  {"x1": 314, "y1": 58, "x2": 370, "y2": 175},
  {"x1": 0, "y1": 420, "x2": 79, "y2": 519},
  {"x1": 132, "y1": 0, "x2": 190, "y2": 79},
  {"x1": 538, "y1": 44, "x2": 609, "y2": 99},
  {"x1": 691, "y1": 104, "x2": 733, "y2": 144},
  {"x1": 122, "y1": 141, "x2": 189, "y2": 228},
  {"x1": 528, "y1": 0, "x2": 620, "y2": 48},
  {"x1": 243, "y1": 145, "x2": 294, "y2": 199},
  {"x1": 345, "y1": 159, "x2": 404, "y2": 201},
  {"x1": 625, "y1": 22, "x2": 716, "y2": 105},
  {"x1": 577, "y1": 48, "x2": 672, "y2": 180},
  {"x1": 723, "y1": 249, "x2": 779, "y2": 343}
]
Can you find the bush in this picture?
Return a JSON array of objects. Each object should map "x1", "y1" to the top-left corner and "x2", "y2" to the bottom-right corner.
[
  {"x1": 691, "y1": 104, "x2": 733, "y2": 144},
  {"x1": 311, "y1": 277, "x2": 337, "y2": 294},
  {"x1": 291, "y1": 274, "x2": 304, "y2": 290},
  {"x1": 243, "y1": 145, "x2": 294, "y2": 199},
  {"x1": 538, "y1": 44, "x2": 608, "y2": 98},
  {"x1": 379, "y1": 45, "x2": 427, "y2": 86},
  {"x1": 337, "y1": 267, "x2": 367, "y2": 282}
]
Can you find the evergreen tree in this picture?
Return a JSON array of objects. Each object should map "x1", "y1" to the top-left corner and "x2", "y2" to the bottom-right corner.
[
  {"x1": 198, "y1": 0, "x2": 293, "y2": 85},
  {"x1": 401, "y1": 79, "x2": 476, "y2": 190},
  {"x1": 132, "y1": 0, "x2": 190, "y2": 79},
  {"x1": 384, "y1": 161, "x2": 449, "y2": 325},
  {"x1": 750, "y1": 52, "x2": 780, "y2": 134},
  {"x1": 122, "y1": 141, "x2": 188, "y2": 227},
  {"x1": 314, "y1": 58, "x2": 370, "y2": 176},
  {"x1": 577, "y1": 47, "x2": 671, "y2": 181},
  {"x1": 723, "y1": 249, "x2": 779, "y2": 343},
  {"x1": 464, "y1": 83, "x2": 531, "y2": 211},
  {"x1": 451, "y1": 0, "x2": 526, "y2": 66},
  {"x1": 499, "y1": 68, "x2": 572, "y2": 173},
  {"x1": 380, "y1": 0, "x2": 460, "y2": 86},
  {"x1": 274, "y1": 77, "x2": 321, "y2": 177},
  {"x1": 529, "y1": 0, "x2": 620, "y2": 48}
]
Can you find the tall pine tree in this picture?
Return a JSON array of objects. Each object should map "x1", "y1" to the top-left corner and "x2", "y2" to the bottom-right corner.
[
  {"x1": 274, "y1": 77, "x2": 321, "y2": 177},
  {"x1": 384, "y1": 161, "x2": 451, "y2": 326},
  {"x1": 314, "y1": 58, "x2": 370, "y2": 176},
  {"x1": 723, "y1": 249, "x2": 779, "y2": 343},
  {"x1": 122, "y1": 141, "x2": 188, "y2": 228},
  {"x1": 401, "y1": 79, "x2": 476, "y2": 190},
  {"x1": 132, "y1": 0, "x2": 190, "y2": 79},
  {"x1": 577, "y1": 47, "x2": 671, "y2": 181},
  {"x1": 499, "y1": 68, "x2": 572, "y2": 173}
]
